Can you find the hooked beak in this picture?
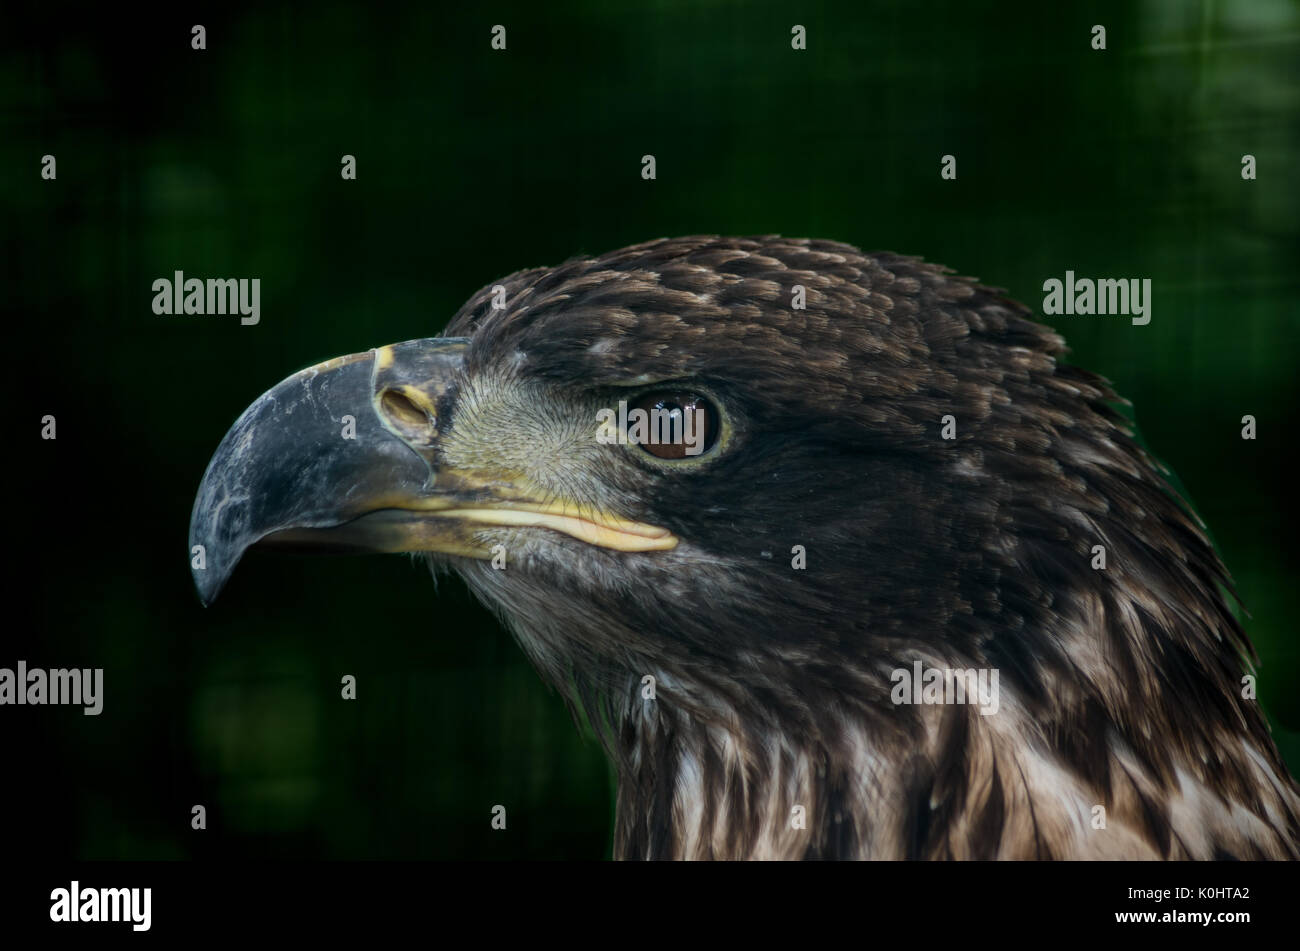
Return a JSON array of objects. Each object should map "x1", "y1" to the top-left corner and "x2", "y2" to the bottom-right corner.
[{"x1": 188, "y1": 337, "x2": 676, "y2": 605}]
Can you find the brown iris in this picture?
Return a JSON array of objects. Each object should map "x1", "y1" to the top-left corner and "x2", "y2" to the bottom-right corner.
[{"x1": 628, "y1": 391, "x2": 719, "y2": 460}]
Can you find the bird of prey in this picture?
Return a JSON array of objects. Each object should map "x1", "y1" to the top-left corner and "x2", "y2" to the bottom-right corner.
[{"x1": 190, "y1": 235, "x2": 1300, "y2": 860}]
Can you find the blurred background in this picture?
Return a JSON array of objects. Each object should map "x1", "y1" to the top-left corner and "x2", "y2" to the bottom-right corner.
[{"x1": 2, "y1": 0, "x2": 1297, "y2": 859}]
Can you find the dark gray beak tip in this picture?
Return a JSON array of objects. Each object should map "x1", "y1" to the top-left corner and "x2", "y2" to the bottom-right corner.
[
  {"x1": 189, "y1": 506, "x2": 243, "y2": 609},
  {"x1": 192, "y1": 564, "x2": 225, "y2": 608}
]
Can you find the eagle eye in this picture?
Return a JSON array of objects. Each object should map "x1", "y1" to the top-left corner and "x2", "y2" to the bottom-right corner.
[{"x1": 627, "y1": 391, "x2": 720, "y2": 460}]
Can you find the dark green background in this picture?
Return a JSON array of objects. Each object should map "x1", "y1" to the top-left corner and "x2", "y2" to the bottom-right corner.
[{"x1": 4, "y1": 1, "x2": 1297, "y2": 859}]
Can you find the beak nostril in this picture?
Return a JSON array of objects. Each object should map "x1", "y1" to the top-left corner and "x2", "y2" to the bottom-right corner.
[{"x1": 379, "y1": 388, "x2": 437, "y2": 441}]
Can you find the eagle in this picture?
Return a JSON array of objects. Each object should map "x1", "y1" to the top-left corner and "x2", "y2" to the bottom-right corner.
[{"x1": 190, "y1": 235, "x2": 1300, "y2": 860}]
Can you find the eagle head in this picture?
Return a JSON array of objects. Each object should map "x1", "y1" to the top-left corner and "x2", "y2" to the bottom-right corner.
[{"x1": 190, "y1": 235, "x2": 1299, "y2": 859}]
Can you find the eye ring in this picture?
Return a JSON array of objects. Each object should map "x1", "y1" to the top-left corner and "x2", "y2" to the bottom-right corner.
[{"x1": 625, "y1": 390, "x2": 721, "y2": 460}]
